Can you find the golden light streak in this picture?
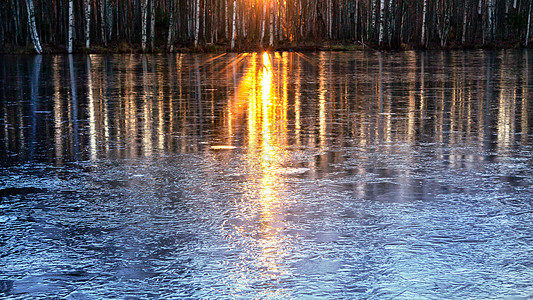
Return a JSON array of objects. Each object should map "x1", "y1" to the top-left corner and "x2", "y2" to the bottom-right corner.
[
  {"x1": 53, "y1": 57, "x2": 63, "y2": 164},
  {"x1": 87, "y1": 56, "x2": 97, "y2": 161},
  {"x1": 318, "y1": 52, "x2": 327, "y2": 150}
]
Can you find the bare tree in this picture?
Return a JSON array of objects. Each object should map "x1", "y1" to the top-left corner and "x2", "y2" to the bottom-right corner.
[
  {"x1": 378, "y1": 0, "x2": 385, "y2": 45},
  {"x1": 141, "y1": 0, "x2": 149, "y2": 51},
  {"x1": 85, "y1": 0, "x2": 91, "y2": 48},
  {"x1": 421, "y1": 0, "x2": 427, "y2": 46},
  {"x1": 150, "y1": 0, "x2": 155, "y2": 50},
  {"x1": 25, "y1": 0, "x2": 42, "y2": 53},
  {"x1": 5, "y1": 0, "x2": 533, "y2": 52},
  {"x1": 231, "y1": 0, "x2": 237, "y2": 49},
  {"x1": 194, "y1": 0, "x2": 201, "y2": 47},
  {"x1": 68, "y1": 0, "x2": 74, "y2": 53},
  {"x1": 167, "y1": 1, "x2": 175, "y2": 50},
  {"x1": 527, "y1": 0, "x2": 532, "y2": 46}
]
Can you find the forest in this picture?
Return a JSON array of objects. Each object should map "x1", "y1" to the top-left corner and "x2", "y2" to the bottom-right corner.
[{"x1": 1, "y1": 0, "x2": 533, "y2": 53}]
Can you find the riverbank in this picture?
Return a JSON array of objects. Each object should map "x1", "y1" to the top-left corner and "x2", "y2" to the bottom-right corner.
[{"x1": 1, "y1": 40, "x2": 529, "y2": 54}]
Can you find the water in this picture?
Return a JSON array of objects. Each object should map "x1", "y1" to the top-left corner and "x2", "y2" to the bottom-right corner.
[{"x1": 0, "y1": 51, "x2": 532, "y2": 299}]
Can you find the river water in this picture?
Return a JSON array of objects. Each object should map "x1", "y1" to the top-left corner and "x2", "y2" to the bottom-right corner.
[{"x1": 0, "y1": 51, "x2": 532, "y2": 299}]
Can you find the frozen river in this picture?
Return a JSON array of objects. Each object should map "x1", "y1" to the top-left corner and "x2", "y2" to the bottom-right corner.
[{"x1": 0, "y1": 51, "x2": 532, "y2": 298}]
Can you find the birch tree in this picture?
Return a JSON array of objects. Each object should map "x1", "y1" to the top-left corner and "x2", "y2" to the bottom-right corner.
[
  {"x1": 231, "y1": 0, "x2": 237, "y2": 49},
  {"x1": 85, "y1": 0, "x2": 91, "y2": 48},
  {"x1": 269, "y1": 0, "x2": 274, "y2": 46},
  {"x1": 25, "y1": 0, "x2": 42, "y2": 53},
  {"x1": 378, "y1": 0, "x2": 385, "y2": 45},
  {"x1": 487, "y1": 0, "x2": 495, "y2": 43},
  {"x1": 150, "y1": 0, "x2": 155, "y2": 50},
  {"x1": 371, "y1": 0, "x2": 377, "y2": 39},
  {"x1": 141, "y1": 0, "x2": 148, "y2": 51},
  {"x1": 527, "y1": 1, "x2": 532, "y2": 46},
  {"x1": 68, "y1": 0, "x2": 74, "y2": 53},
  {"x1": 194, "y1": 0, "x2": 201, "y2": 47},
  {"x1": 328, "y1": 0, "x2": 332, "y2": 38},
  {"x1": 421, "y1": 0, "x2": 427, "y2": 46},
  {"x1": 462, "y1": 0, "x2": 468, "y2": 44},
  {"x1": 101, "y1": 0, "x2": 107, "y2": 46},
  {"x1": 167, "y1": 1, "x2": 175, "y2": 50},
  {"x1": 261, "y1": 0, "x2": 267, "y2": 45},
  {"x1": 4, "y1": 0, "x2": 533, "y2": 52}
]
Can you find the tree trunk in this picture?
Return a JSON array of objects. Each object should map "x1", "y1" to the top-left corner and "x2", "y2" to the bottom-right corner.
[
  {"x1": 421, "y1": 0, "x2": 427, "y2": 46},
  {"x1": 85, "y1": 0, "x2": 91, "y2": 48},
  {"x1": 141, "y1": 0, "x2": 148, "y2": 51},
  {"x1": 269, "y1": 0, "x2": 274, "y2": 46},
  {"x1": 194, "y1": 0, "x2": 200, "y2": 46},
  {"x1": 231, "y1": 0, "x2": 237, "y2": 49},
  {"x1": 150, "y1": 0, "x2": 155, "y2": 50},
  {"x1": 388, "y1": 0, "x2": 393, "y2": 45},
  {"x1": 462, "y1": 0, "x2": 468, "y2": 44},
  {"x1": 526, "y1": 1, "x2": 532, "y2": 46},
  {"x1": 354, "y1": 0, "x2": 358, "y2": 41},
  {"x1": 261, "y1": 0, "x2": 266, "y2": 45},
  {"x1": 328, "y1": 0, "x2": 332, "y2": 38},
  {"x1": 487, "y1": 0, "x2": 494, "y2": 43},
  {"x1": 378, "y1": 0, "x2": 385, "y2": 45},
  {"x1": 68, "y1": 0, "x2": 74, "y2": 53},
  {"x1": 225, "y1": 0, "x2": 229, "y2": 39},
  {"x1": 11, "y1": 0, "x2": 21, "y2": 45},
  {"x1": 371, "y1": 0, "x2": 377, "y2": 39},
  {"x1": 101, "y1": 0, "x2": 107, "y2": 46},
  {"x1": 167, "y1": 1, "x2": 175, "y2": 50},
  {"x1": 25, "y1": 0, "x2": 42, "y2": 53}
]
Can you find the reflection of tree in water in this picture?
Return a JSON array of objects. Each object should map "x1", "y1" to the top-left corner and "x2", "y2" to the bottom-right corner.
[{"x1": 0, "y1": 51, "x2": 530, "y2": 170}]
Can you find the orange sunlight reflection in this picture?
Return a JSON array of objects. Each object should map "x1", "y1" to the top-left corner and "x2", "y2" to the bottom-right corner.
[{"x1": 229, "y1": 52, "x2": 292, "y2": 292}]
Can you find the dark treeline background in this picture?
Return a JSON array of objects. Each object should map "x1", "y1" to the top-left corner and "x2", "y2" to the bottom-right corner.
[{"x1": 2, "y1": 0, "x2": 533, "y2": 53}]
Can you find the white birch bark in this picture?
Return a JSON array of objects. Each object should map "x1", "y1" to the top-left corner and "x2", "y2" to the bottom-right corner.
[
  {"x1": 372, "y1": 0, "x2": 377, "y2": 30},
  {"x1": 68, "y1": 0, "x2": 74, "y2": 53},
  {"x1": 378, "y1": 0, "x2": 385, "y2": 45},
  {"x1": 261, "y1": 0, "x2": 266, "y2": 45},
  {"x1": 527, "y1": 1, "x2": 532, "y2": 46},
  {"x1": 231, "y1": 0, "x2": 237, "y2": 49},
  {"x1": 150, "y1": 0, "x2": 155, "y2": 50},
  {"x1": 225, "y1": 0, "x2": 229, "y2": 39},
  {"x1": 371, "y1": 0, "x2": 377, "y2": 34},
  {"x1": 421, "y1": 0, "x2": 427, "y2": 46},
  {"x1": 141, "y1": 0, "x2": 148, "y2": 51},
  {"x1": 85, "y1": 0, "x2": 91, "y2": 48},
  {"x1": 269, "y1": 0, "x2": 274, "y2": 46},
  {"x1": 25, "y1": 0, "x2": 42, "y2": 53},
  {"x1": 487, "y1": 0, "x2": 494, "y2": 41},
  {"x1": 194, "y1": 0, "x2": 200, "y2": 46}
]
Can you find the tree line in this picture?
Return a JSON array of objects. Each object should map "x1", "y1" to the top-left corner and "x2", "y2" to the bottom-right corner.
[{"x1": 1, "y1": 0, "x2": 533, "y2": 53}]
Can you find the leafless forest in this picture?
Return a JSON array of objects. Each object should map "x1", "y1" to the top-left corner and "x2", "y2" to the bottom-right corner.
[{"x1": 1, "y1": 0, "x2": 533, "y2": 52}]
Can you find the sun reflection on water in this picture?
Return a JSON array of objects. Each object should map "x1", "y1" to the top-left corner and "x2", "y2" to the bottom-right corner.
[{"x1": 226, "y1": 52, "x2": 293, "y2": 294}]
